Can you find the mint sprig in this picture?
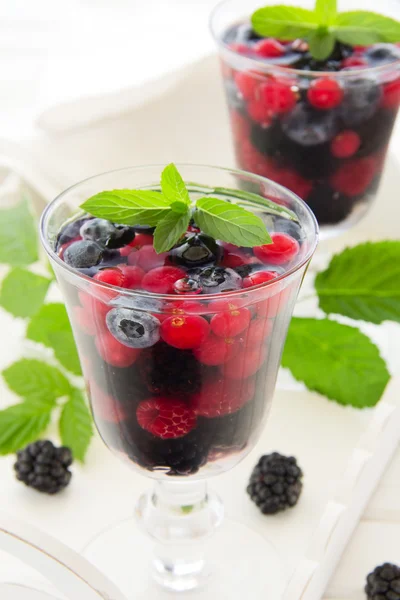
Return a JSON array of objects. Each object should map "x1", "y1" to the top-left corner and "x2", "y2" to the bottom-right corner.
[
  {"x1": 81, "y1": 163, "x2": 272, "y2": 251},
  {"x1": 252, "y1": 0, "x2": 400, "y2": 60}
]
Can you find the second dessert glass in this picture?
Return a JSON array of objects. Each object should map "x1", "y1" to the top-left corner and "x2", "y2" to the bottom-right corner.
[{"x1": 40, "y1": 165, "x2": 318, "y2": 599}]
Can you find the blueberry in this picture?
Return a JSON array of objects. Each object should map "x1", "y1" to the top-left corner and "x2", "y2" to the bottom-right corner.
[
  {"x1": 133, "y1": 225, "x2": 155, "y2": 234},
  {"x1": 224, "y1": 79, "x2": 245, "y2": 112},
  {"x1": 189, "y1": 266, "x2": 242, "y2": 293},
  {"x1": 110, "y1": 295, "x2": 163, "y2": 313},
  {"x1": 272, "y1": 217, "x2": 304, "y2": 242},
  {"x1": 106, "y1": 308, "x2": 160, "y2": 348},
  {"x1": 63, "y1": 240, "x2": 103, "y2": 268},
  {"x1": 340, "y1": 77, "x2": 382, "y2": 126},
  {"x1": 282, "y1": 104, "x2": 338, "y2": 146},
  {"x1": 57, "y1": 217, "x2": 86, "y2": 247},
  {"x1": 365, "y1": 44, "x2": 400, "y2": 66},
  {"x1": 169, "y1": 233, "x2": 222, "y2": 268},
  {"x1": 80, "y1": 218, "x2": 135, "y2": 249}
]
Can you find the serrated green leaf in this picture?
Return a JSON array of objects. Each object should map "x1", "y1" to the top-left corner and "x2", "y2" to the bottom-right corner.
[
  {"x1": 334, "y1": 11, "x2": 400, "y2": 44},
  {"x1": 282, "y1": 318, "x2": 390, "y2": 408},
  {"x1": 153, "y1": 210, "x2": 190, "y2": 254},
  {"x1": 0, "y1": 403, "x2": 52, "y2": 455},
  {"x1": 0, "y1": 199, "x2": 38, "y2": 266},
  {"x1": 161, "y1": 164, "x2": 190, "y2": 206},
  {"x1": 0, "y1": 269, "x2": 51, "y2": 318},
  {"x1": 315, "y1": 0, "x2": 337, "y2": 24},
  {"x1": 308, "y1": 30, "x2": 336, "y2": 60},
  {"x1": 251, "y1": 5, "x2": 318, "y2": 40},
  {"x1": 194, "y1": 197, "x2": 271, "y2": 247},
  {"x1": 3, "y1": 359, "x2": 71, "y2": 401},
  {"x1": 315, "y1": 242, "x2": 400, "y2": 324},
  {"x1": 81, "y1": 190, "x2": 170, "y2": 226},
  {"x1": 59, "y1": 388, "x2": 93, "y2": 462},
  {"x1": 27, "y1": 303, "x2": 81, "y2": 375}
]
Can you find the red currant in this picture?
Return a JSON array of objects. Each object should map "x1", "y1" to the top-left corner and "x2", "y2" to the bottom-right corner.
[
  {"x1": 229, "y1": 42, "x2": 251, "y2": 55},
  {"x1": 128, "y1": 245, "x2": 168, "y2": 271},
  {"x1": 94, "y1": 267, "x2": 125, "y2": 287},
  {"x1": 120, "y1": 233, "x2": 153, "y2": 256},
  {"x1": 141, "y1": 266, "x2": 186, "y2": 294},
  {"x1": 275, "y1": 168, "x2": 313, "y2": 201},
  {"x1": 73, "y1": 306, "x2": 97, "y2": 336},
  {"x1": 341, "y1": 56, "x2": 368, "y2": 69},
  {"x1": 95, "y1": 331, "x2": 141, "y2": 367},
  {"x1": 222, "y1": 345, "x2": 267, "y2": 379},
  {"x1": 240, "y1": 318, "x2": 273, "y2": 347},
  {"x1": 221, "y1": 252, "x2": 249, "y2": 268},
  {"x1": 254, "y1": 233, "x2": 299, "y2": 265},
  {"x1": 247, "y1": 99, "x2": 273, "y2": 125},
  {"x1": 193, "y1": 334, "x2": 239, "y2": 366},
  {"x1": 210, "y1": 301, "x2": 251, "y2": 338},
  {"x1": 161, "y1": 315, "x2": 210, "y2": 349},
  {"x1": 79, "y1": 291, "x2": 110, "y2": 320},
  {"x1": 191, "y1": 377, "x2": 255, "y2": 417},
  {"x1": 117, "y1": 264, "x2": 145, "y2": 289},
  {"x1": 330, "y1": 131, "x2": 361, "y2": 158},
  {"x1": 381, "y1": 78, "x2": 400, "y2": 109},
  {"x1": 259, "y1": 79, "x2": 297, "y2": 114},
  {"x1": 256, "y1": 286, "x2": 292, "y2": 319},
  {"x1": 243, "y1": 270, "x2": 278, "y2": 288},
  {"x1": 330, "y1": 157, "x2": 376, "y2": 197},
  {"x1": 307, "y1": 78, "x2": 344, "y2": 110},
  {"x1": 234, "y1": 71, "x2": 259, "y2": 100},
  {"x1": 254, "y1": 38, "x2": 285, "y2": 58}
]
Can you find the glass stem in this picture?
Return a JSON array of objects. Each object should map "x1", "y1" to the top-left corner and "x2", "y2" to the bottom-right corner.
[{"x1": 136, "y1": 480, "x2": 224, "y2": 592}]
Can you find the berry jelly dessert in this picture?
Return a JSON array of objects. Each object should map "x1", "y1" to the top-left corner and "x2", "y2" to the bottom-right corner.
[
  {"x1": 47, "y1": 165, "x2": 317, "y2": 479},
  {"x1": 212, "y1": 1, "x2": 400, "y2": 232}
]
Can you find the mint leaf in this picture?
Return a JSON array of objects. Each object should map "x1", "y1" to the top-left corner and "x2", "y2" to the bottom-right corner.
[
  {"x1": 195, "y1": 197, "x2": 271, "y2": 247},
  {"x1": 0, "y1": 402, "x2": 53, "y2": 455},
  {"x1": 282, "y1": 318, "x2": 390, "y2": 408},
  {"x1": 153, "y1": 209, "x2": 190, "y2": 254},
  {"x1": 0, "y1": 269, "x2": 51, "y2": 318},
  {"x1": 335, "y1": 11, "x2": 400, "y2": 44},
  {"x1": 315, "y1": 0, "x2": 337, "y2": 24},
  {"x1": 27, "y1": 303, "x2": 81, "y2": 375},
  {"x1": 0, "y1": 199, "x2": 38, "y2": 266},
  {"x1": 315, "y1": 242, "x2": 400, "y2": 324},
  {"x1": 251, "y1": 5, "x2": 318, "y2": 40},
  {"x1": 3, "y1": 359, "x2": 71, "y2": 402},
  {"x1": 161, "y1": 163, "x2": 190, "y2": 207},
  {"x1": 59, "y1": 388, "x2": 93, "y2": 462},
  {"x1": 308, "y1": 29, "x2": 336, "y2": 60},
  {"x1": 81, "y1": 190, "x2": 170, "y2": 226}
]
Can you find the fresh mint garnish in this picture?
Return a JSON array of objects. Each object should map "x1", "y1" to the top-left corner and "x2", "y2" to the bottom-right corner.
[
  {"x1": 81, "y1": 163, "x2": 271, "y2": 252},
  {"x1": 252, "y1": 0, "x2": 400, "y2": 60}
]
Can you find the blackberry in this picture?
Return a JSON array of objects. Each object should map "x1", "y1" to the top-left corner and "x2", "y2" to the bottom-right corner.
[
  {"x1": 150, "y1": 428, "x2": 211, "y2": 475},
  {"x1": 140, "y1": 342, "x2": 202, "y2": 396},
  {"x1": 365, "y1": 563, "x2": 400, "y2": 600},
  {"x1": 247, "y1": 452, "x2": 303, "y2": 514},
  {"x1": 14, "y1": 441, "x2": 73, "y2": 495},
  {"x1": 306, "y1": 182, "x2": 355, "y2": 225}
]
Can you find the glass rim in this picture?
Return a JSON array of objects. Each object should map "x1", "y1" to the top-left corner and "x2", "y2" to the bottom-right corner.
[
  {"x1": 40, "y1": 163, "x2": 319, "y2": 302},
  {"x1": 209, "y1": 0, "x2": 400, "y2": 79}
]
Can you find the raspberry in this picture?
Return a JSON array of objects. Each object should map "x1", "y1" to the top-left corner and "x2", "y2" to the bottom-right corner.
[
  {"x1": 240, "y1": 318, "x2": 273, "y2": 347},
  {"x1": 234, "y1": 71, "x2": 259, "y2": 100},
  {"x1": 259, "y1": 79, "x2": 297, "y2": 114},
  {"x1": 94, "y1": 267, "x2": 125, "y2": 287},
  {"x1": 243, "y1": 270, "x2": 278, "y2": 288},
  {"x1": 73, "y1": 306, "x2": 97, "y2": 336},
  {"x1": 120, "y1": 233, "x2": 153, "y2": 256},
  {"x1": 222, "y1": 345, "x2": 267, "y2": 379},
  {"x1": 193, "y1": 334, "x2": 239, "y2": 366},
  {"x1": 330, "y1": 130, "x2": 361, "y2": 158},
  {"x1": 330, "y1": 157, "x2": 376, "y2": 196},
  {"x1": 161, "y1": 315, "x2": 209, "y2": 349},
  {"x1": 254, "y1": 38, "x2": 285, "y2": 58},
  {"x1": 191, "y1": 377, "x2": 255, "y2": 417},
  {"x1": 254, "y1": 233, "x2": 299, "y2": 265},
  {"x1": 118, "y1": 265, "x2": 145, "y2": 289},
  {"x1": 128, "y1": 245, "x2": 168, "y2": 271},
  {"x1": 307, "y1": 78, "x2": 344, "y2": 110},
  {"x1": 381, "y1": 78, "x2": 400, "y2": 109},
  {"x1": 210, "y1": 301, "x2": 251, "y2": 338},
  {"x1": 141, "y1": 266, "x2": 186, "y2": 294},
  {"x1": 221, "y1": 251, "x2": 249, "y2": 268},
  {"x1": 136, "y1": 397, "x2": 196, "y2": 439},
  {"x1": 247, "y1": 99, "x2": 273, "y2": 125},
  {"x1": 95, "y1": 331, "x2": 141, "y2": 367}
]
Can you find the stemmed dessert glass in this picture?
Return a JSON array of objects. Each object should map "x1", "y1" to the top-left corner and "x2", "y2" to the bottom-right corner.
[{"x1": 40, "y1": 165, "x2": 318, "y2": 599}]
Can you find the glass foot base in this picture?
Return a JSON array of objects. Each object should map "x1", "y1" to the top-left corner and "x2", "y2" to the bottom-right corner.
[{"x1": 83, "y1": 517, "x2": 287, "y2": 599}]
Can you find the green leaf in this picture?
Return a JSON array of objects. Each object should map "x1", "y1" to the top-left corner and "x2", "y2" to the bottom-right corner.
[
  {"x1": 0, "y1": 199, "x2": 38, "y2": 266},
  {"x1": 0, "y1": 402, "x2": 52, "y2": 455},
  {"x1": 251, "y1": 5, "x2": 318, "y2": 40},
  {"x1": 59, "y1": 388, "x2": 93, "y2": 462},
  {"x1": 334, "y1": 11, "x2": 400, "y2": 44},
  {"x1": 308, "y1": 30, "x2": 336, "y2": 60},
  {"x1": 282, "y1": 318, "x2": 390, "y2": 408},
  {"x1": 194, "y1": 197, "x2": 271, "y2": 247},
  {"x1": 0, "y1": 269, "x2": 51, "y2": 318},
  {"x1": 161, "y1": 163, "x2": 190, "y2": 207},
  {"x1": 27, "y1": 303, "x2": 81, "y2": 375},
  {"x1": 80, "y1": 190, "x2": 170, "y2": 226},
  {"x1": 3, "y1": 359, "x2": 71, "y2": 402},
  {"x1": 171, "y1": 201, "x2": 189, "y2": 215},
  {"x1": 315, "y1": 242, "x2": 400, "y2": 324},
  {"x1": 153, "y1": 209, "x2": 190, "y2": 254},
  {"x1": 315, "y1": 0, "x2": 337, "y2": 24}
]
